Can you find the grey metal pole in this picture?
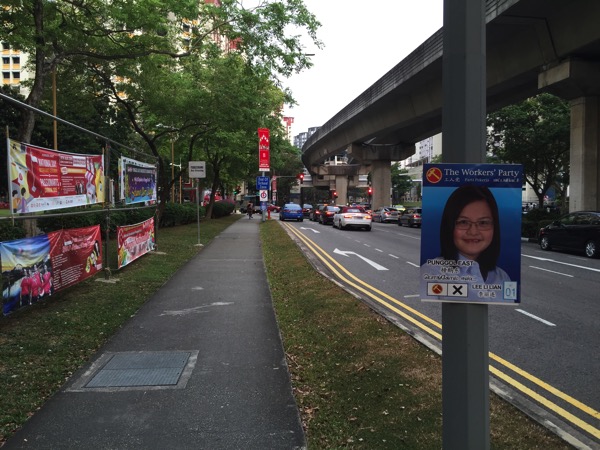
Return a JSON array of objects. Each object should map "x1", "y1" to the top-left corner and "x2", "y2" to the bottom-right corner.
[{"x1": 441, "y1": 0, "x2": 490, "y2": 448}]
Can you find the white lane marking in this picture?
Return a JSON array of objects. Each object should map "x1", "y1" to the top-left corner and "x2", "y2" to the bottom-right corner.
[
  {"x1": 530, "y1": 266, "x2": 574, "y2": 278},
  {"x1": 516, "y1": 309, "x2": 556, "y2": 327},
  {"x1": 407, "y1": 261, "x2": 419, "y2": 268},
  {"x1": 389, "y1": 254, "x2": 400, "y2": 259},
  {"x1": 375, "y1": 248, "x2": 383, "y2": 253},
  {"x1": 523, "y1": 254, "x2": 600, "y2": 273},
  {"x1": 333, "y1": 248, "x2": 389, "y2": 271},
  {"x1": 364, "y1": 244, "x2": 371, "y2": 248},
  {"x1": 404, "y1": 294, "x2": 420, "y2": 298}
]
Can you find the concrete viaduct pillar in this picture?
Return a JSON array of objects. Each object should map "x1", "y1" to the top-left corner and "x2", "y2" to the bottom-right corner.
[
  {"x1": 539, "y1": 59, "x2": 600, "y2": 211},
  {"x1": 334, "y1": 175, "x2": 349, "y2": 205},
  {"x1": 347, "y1": 143, "x2": 414, "y2": 210},
  {"x1": 569, "y1": 97, "x2": 600, "y2": 211}
]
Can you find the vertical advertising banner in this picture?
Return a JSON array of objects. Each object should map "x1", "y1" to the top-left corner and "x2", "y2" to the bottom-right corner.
[
  {"x1": 0, "y1": 225, "x2": 101, "y2": 315},
  {"x1": 258, "y1": 128, "x2": 270, "y2": 171},
  {"x1": 7, "y1": 139, "x2": 105, "y2": 213},
  {"x1": 419, "y1": 163, "x2": 523, "y2": 304},
  {"x1": 117, "y1": 218, "x2": 155, "y2": 269},
  {"x1": 119, "y1": 156, "x2": 157, "y2": 204}
]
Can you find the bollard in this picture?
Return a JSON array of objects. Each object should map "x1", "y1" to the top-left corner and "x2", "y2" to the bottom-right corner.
[{"x1": 267, "y1": 209, "x2": 271, "y2": 220}]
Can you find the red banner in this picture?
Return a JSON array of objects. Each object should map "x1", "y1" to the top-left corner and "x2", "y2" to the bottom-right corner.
[
  {"x1": 258, "y1": 128, "x2": 270, "y2": 171},
  {"x1": 117, "y1": 218, "x2": 155, "y2": 269},
  {"x1": 8, "y1": 139, "x2": 105, "y2": 213},
  {"x1": 48, "y1": 225, "x2": 102, "y2": 292}
]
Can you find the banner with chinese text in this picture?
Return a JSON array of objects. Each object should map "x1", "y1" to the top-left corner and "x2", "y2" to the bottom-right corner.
[
  {"x1": 7, "y1": 139, "x2": 105, "y2": 213},
  {"x1": 117, "y1": 218, "x2": 155, "y2": 269},
  {"x1": 1, "y1": 225, "x2": 101, "y2": 315},
  {"x1": 258, "y1": 128, "x2": 270, "y2": 171},
  {"x1": 119, "y1": 156, "x2": 157, "y2": 204}
]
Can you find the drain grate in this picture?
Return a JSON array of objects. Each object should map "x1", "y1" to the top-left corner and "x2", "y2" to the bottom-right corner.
[{"x1": 68, "y1": 351, "x2": 198, "y2": 391}]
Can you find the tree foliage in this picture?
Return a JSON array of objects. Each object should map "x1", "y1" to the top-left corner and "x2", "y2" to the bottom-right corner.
[
  {"x1": 1, "y1": 0, "x2": 322, "y2": 221},
  {"x1": 486, "y1": 93, "x2": 570, "y2": 207}
]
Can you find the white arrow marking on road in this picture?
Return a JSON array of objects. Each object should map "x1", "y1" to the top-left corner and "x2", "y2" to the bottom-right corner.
[
  {"x1": 300, "y1": 227, "x2": 320, "y2": 233},
  {"x1": 333, "y1": 248, "x2": 389, "y2": 271}
]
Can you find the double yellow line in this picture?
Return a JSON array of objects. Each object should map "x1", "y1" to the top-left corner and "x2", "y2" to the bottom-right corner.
[{"x1": 282, "y1": 222, "x2": 600, "y2": 441}]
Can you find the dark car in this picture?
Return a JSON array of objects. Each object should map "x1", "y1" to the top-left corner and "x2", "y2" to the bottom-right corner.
[
  {"x1": 302, "y1": 204, "x2": 313, "y2": 218},
  {"x1": 398, "y1": 207, "x2": 422, "y2": 227},
  {"x1": 319, "y1": 205, "x2": 340, "y2": 225},
  {"x1": 538, "y1": 211, "x2": 600, "y2": 258},
  {"x1": 311, "y1": 204, "x2": 326, "y2": 222}
]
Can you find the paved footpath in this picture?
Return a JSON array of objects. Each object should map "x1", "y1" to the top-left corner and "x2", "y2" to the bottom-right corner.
[{"x1": 4, "y1": 217, "x2": 306, "y2": 450}]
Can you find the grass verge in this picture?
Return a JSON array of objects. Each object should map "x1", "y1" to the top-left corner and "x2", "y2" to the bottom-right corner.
[
  {"x1": 0, "y1": 215, "x2": 239, "y2": 445},
  {"x1": 260, "y1": 220, "x2": 572, "y2": 449}
]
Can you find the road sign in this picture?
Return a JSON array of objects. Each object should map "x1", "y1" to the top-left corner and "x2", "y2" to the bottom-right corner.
[
  {"x1": 188, "y1": 161, "x2": 206, "y2": 179},
  {"x1": 256, "y1": 176, "x2": 270, "y2": 190},
  {"x1": 259, "y1": 189, "x2": 268, "y2": 202}
]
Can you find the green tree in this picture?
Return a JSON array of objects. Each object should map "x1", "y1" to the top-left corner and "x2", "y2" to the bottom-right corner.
[
  {"x1": 0, "y1": 0, "x2": 321, "y2": 142},
  {"x1": 391, "y1": 163, "x2": 413, "y2": 204},
  {"x1": 486, "y1": 93, "x2": 570, "y2": 208}
]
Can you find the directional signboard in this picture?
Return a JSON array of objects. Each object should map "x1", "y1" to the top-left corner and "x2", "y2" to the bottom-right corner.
[{"x1": 256, "y1": 176, "x2": 270, "y2": 190}]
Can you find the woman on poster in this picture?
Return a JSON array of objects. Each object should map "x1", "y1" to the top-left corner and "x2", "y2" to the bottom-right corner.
[{"x1": 422, "y1": 185, "x2": 511, "y2": 301}]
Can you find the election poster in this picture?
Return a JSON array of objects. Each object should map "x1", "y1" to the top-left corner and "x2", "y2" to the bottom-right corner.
[
  {"x1": 7, "y1": 139, "x2": 105, "y2": 213},
  {"x1": 419, "y1": 163, "x2": 523, "y2": 304},
  {"x1": 0, "y1": 225, "x2": 101, "y2": 315},
  {"x1": 119, "y1": 156, "x2": 157, "y2": 205},
  {"x1": 117, "y1": 218, "x2": 155, "y2": 269}
]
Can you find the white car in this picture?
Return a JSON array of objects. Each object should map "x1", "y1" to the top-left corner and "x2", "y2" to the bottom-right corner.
[{"x1": 333, "y1": 206, "x2": 372, "y2": 231}]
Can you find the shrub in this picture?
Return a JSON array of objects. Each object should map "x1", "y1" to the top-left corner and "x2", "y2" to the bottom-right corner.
[
  {"x1": 211, "y1": 200, "x2": 235, "y2": 218},
  {"x1": 0, "y1": 221, "x2": 26, "y2": 242}
]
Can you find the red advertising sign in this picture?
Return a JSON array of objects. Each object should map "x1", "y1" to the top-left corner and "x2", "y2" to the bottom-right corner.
[
  {"x1": 117, "y1": 218, "x2": 155, "y2": 269},
  {"x1": 8, "y1": 139, "x2": 105, "y2": 213},
  {"x1": 258, "y1": 128, "x2": 270, "y2": 171},
  {"x1": 48, "y1": 225, "x2": 103, "y2": 292}
]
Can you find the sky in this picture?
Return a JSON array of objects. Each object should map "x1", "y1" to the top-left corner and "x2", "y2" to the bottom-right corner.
[{"x1": 281, "y1": 0, "x2": 444, "y2": 138}]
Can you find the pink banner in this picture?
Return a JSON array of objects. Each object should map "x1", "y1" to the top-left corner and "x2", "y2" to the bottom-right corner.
[
  {"x1": 47, "y1": 225, "x2": 103, "y2": 292},
  {"x1": 117, "y1": 218, "x2": 155, "y2": 269}
]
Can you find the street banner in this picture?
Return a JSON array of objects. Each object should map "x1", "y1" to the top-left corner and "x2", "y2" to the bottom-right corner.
[
  {"x1": 119, "y1": 156, "x2": 157, "y2": 204},
  {"x1": 117, "y1": 218, "x2": 155, "y2": 269},
  {"x1": 1, "y1": 225, "x2": 102, "y2": 315},
  {"x1": 7, "y1": 138, "x2": 105, "y2": 213},
  {"x1": 420, "y1": 163, "x2": 523, "y2": 304},
  {"x1": 258, "y1": 128, "x2": 270, "y2": 171}
]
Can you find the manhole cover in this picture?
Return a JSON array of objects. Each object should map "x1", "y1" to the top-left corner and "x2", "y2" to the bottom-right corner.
[{"x1": 68, "y1": 351, "x2": 198, "y2": 392}]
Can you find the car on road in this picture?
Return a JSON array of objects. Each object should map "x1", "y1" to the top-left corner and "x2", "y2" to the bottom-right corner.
[
  {"x1": 333, "y1": 206, "x2": 372, "y2": 231},
  {"x1": 319, "y1": 205, "x2": 340, "y2": 225},
  {"x1": 538, "y1": 210, "x2": 600, "y2": 258},
  {"x1": 279, "y1": 203, "x2": 304, "y2": 222},
  {"x1": 398, "y1": 207, "x2": 422, "y2": 227},
  {"x1": 302, "y1": 204, "x2": 313, "y2": 218},
  {"x1": 267, "y1": 203, "x2": 280, "y2": 213},
  {"x1": 310, "y1": 204, "x2": 325, "y2": 221},
  {"x1": 372, "y1": 207, "x2": 399, "y2": 223}
]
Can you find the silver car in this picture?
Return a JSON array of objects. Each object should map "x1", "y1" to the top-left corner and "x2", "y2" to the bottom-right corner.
[{"x1": 372, "y1": 207, "x2": 399, "y2": 223}]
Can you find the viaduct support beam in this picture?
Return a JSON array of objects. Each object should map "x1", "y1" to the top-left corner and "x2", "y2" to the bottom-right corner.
[
  {"x1": 334, "y1": 175, "x2": 349, "y2": 205},
  {"x1": 570, "y1": 96, "x2": 600, "y2": 211},
  {"x1": 539, "y1": 59, "x2": 600, "y2": 211},
  {"x1": 370, "y1": 159, "x2": 392, "y2": 210}
]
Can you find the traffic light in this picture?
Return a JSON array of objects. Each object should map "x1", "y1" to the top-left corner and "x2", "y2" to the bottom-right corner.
[
  {"x1": 298, "y1": 173, "x2": 304, "y2": 184},
  {"x1": 333, "y1": 190, "x2": 338, "y2": 198},
  {"x1": 233, "y1": 185, "x2": 241, "y2": 195},
  {"x1": 368, "y1": 186, "x2": 373, "y2": 196}
]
